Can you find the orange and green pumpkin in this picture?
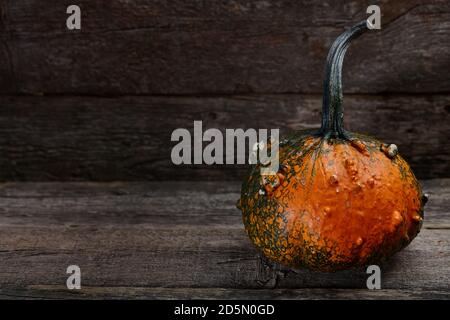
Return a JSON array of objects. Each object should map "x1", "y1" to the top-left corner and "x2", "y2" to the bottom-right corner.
[{"x1": 237, "y1": 21, "x2": 427, "y2": 272}]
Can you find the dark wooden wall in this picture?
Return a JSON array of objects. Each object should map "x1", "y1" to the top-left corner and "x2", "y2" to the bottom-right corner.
[{"x1": 0, "y1": 0, "x2": 449, "y2": 181}]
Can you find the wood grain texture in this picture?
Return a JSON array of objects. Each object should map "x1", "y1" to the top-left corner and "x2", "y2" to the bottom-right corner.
[
  {"x1": 0, "y1": 179, "x2": 448, "y2": 226},
  {"x1": 0, "y1": 180, "x2": 448, "y2": 299},
  {"x1": 0, "y1": 287, "x2": 449, "y2": 300},
  {"x1": 0, "y1": 0, "x2": 449, "y2": 94},
  {"x1": 0, "y1": 94, "x2": 448, "y2": 181}
]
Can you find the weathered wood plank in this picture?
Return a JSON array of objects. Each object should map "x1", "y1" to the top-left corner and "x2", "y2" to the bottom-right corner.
[
  {"x1": 1, "y1": 1, "x2": 449, "y2": 94},
  {"x1": 0, "y1": 181, "x2": 448, "y2": 298},
  {"x1": 0, "y1": 225, "x2": 448, "y2": 292},
  {"x1": 2, "y1": 0, "x2": 430, "y2": 35},
  {"x1": 0, "y1": 180, "x2": 448, "y2": 226},
  {"x1": 0, "y1": 94, "x2": 448, "y2": 180},
  {"x1": 0, "y1": 286, "x2": 449, "y2": 300},
  {"x1": 421, "y1": 179, "x2": 450, "y2": 227}
]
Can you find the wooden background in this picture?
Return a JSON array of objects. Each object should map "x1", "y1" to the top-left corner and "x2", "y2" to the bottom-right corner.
[
  {"x1": 0, "y1": 180, "x2": 449, "y2": 299},
  {"x1": 0, "y1": 0, "x2": 449, "y2": 181},
  {"x1": 0, "y1": 0, "x2": 449, "y2": 300}
]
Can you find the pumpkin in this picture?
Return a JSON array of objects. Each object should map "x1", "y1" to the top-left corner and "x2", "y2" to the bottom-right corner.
[{"x1": 237, "y1": 21, "x2": 427, "y2": 272}]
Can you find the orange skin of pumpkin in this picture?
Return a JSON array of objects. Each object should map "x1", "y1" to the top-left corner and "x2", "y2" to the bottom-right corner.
[{"x1": 239, "y1": 132, "x2": 425, "y2": 272}]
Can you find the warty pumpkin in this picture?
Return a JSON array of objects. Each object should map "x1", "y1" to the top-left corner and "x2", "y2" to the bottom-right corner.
[{"x1": 237, "y1": 21, "x2": 427, "y2": 272}]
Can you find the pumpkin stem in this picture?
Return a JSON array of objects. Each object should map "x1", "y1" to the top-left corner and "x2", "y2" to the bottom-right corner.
[{"x1": 320, "y1": 21, "x2": 369, "y2": 138}]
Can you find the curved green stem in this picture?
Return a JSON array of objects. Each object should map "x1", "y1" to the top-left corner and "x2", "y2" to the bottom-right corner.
[{"x1": 320, "y1": 21, "x2": 369, "y2": 138}]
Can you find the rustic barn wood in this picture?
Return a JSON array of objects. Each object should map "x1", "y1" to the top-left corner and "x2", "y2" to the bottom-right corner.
[
  {"x1": 0, "y1": 179, "x2": 448, "y2": 299},
  {"x1": 1, "y1": 287, "x2": 449, "y2": 300},
  {"x1": 0, "y1": 0, "x2": 449, "y2": 301},
  {"x1": 0, "y1": 1, "x2": 449, "y2": 94},
  {"x1": 0, "y1": 94, "x2": 448, "y2": 181}
]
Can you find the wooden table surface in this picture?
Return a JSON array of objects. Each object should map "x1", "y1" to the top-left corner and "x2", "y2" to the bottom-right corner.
[{"x1": 0, "y1": 179, "x2": 448, "y2": 300}]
